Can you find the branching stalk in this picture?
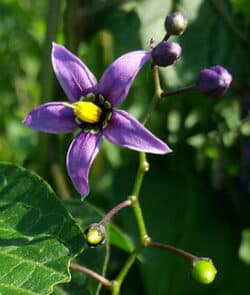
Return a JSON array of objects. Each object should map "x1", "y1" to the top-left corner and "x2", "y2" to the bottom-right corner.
[{"x1": 70, "y1": 263, "x2": 112, "y2": 288}]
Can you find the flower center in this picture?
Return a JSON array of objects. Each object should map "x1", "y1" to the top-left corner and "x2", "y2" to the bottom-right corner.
[
  {"x1": 63, "y1": 93, "x2": 112, "y2": 133},
  {"x1": 72, "y1": 101, "x2": 102, "y2": 124}
]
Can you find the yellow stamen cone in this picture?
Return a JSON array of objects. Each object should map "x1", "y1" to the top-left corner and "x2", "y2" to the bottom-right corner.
[{"x1": 64, "y1": 101, "x2": 102, "y2": 124}]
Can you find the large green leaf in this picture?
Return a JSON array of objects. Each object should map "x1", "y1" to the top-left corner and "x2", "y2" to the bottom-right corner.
[{"x1": 0, "y1": 163, "x2": 84, "y2": 295}]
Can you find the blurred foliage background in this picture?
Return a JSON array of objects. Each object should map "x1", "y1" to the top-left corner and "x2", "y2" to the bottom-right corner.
[{"x1": 1, "y1": 0, "x2": 250, "y2": 294}]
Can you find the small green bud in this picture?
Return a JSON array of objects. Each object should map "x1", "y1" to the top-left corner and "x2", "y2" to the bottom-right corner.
[
  {"x1": 84, "y1": 223, "x2": 106, "y2": 247},
  {"x1": 164, "y1": 12, "x2": 187, "y2": 36},
  {"x1": 192, "y1": 258, "x2": 217, "y2": 284}
]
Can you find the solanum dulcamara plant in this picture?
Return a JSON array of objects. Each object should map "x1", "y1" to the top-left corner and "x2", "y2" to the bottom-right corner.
[{"x1": 23, "y1": 11, "x2": 232, "y2": 295}]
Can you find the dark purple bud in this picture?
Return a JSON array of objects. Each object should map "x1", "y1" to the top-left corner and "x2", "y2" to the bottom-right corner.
[
  {"x1": 152, "y1": 41, "x2": 181, "y2": 67},
  {"x1": 196, "y1": 66, "x2": 232, "y2": 97},
  {"x1": 164, "y1": 12, "x2": 187, "y2": 36}
]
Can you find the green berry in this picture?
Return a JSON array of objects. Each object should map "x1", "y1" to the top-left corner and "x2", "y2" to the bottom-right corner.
[
  {"x1": 84, "y1": 223, "x2": 106, "y2": 247},
  {"x1": 192, "y1": 259, "x2": 217, "y2": 284}
]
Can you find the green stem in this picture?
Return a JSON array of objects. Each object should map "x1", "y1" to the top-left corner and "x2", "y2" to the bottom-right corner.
[
  {"x1": 129, "y1": 195, "x2": 149, "y2": 245},
  {"x1": 111, "y1": 245, "x2": 143, "y2": 295},
  {"x1": 132, "y1": 152, "x2": 149, "y2": 197},
  {"x1": 142, "y1": 65, "x2": 162, "y2": 124},
  {"x1": 96, "y1": 230, "x2": 111, "y2": 295},
  {"x1": 110, "y1": 62, "x2": 165, "y2": 295},
  {"x1": 152, "y1": 64, "x2": 163, "y2": 98},
  {"x1": 110, "y1": 148, "x2": 150, "y2": 295}
]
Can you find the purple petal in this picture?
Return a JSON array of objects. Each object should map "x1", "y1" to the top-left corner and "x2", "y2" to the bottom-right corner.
[
  {"x1": 23, "y1": 102, "x2": 77, "y2": 134},
  {"x1": 98, "y1": 50, "x2": 151, "y2": 107},
  {"x1": 103, "y1": 110, "x2": 171, "y2": 154},
  {"x1": 52, "y1": 43, "x2": 97, "y2": 102},
  {"x1": 66, "y1": 132, "x2": 102, "y2": 198}
]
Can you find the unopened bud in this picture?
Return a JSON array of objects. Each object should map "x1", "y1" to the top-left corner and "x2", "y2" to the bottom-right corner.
[
  {"x1": 84, "y1": 223, "x2": 106, "y2": 247},
  {"x1": 192, "y1": 258, "x2": 217, "y2": 284},
  {"x1": 152, "y1": 41, "x2": 181, "y2": 67},
  {"x1": 164, "y1": 12, "x2": 187, "y2": 36},
  {"x1": 196, "y1": 65, "x2": 232, "y2": 97}
]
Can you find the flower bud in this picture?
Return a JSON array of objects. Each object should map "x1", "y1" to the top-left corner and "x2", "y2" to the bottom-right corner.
[
  {"x1": 164, "y1": 12, "x2": 187, "y2": 36},
  {"x1": 152, "y1": 41, "x2": 181, "y2": 67},
  {"x1": 84, "y1": 223, "x2": 106, "y2": 247},
  {"x1": 196, "y1": 65, "x2": 232, "y2": 97},
  {"x1": 192, "y1": 258, "x2": 217, "y2": 284}
]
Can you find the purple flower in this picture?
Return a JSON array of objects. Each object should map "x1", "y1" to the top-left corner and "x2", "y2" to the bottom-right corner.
[
  {"x1": 196, "y1": 65, "x2": 232, "y2": 97},
  {"x1": 24, "y1": 43, "x2": 171, "y2": 198}
]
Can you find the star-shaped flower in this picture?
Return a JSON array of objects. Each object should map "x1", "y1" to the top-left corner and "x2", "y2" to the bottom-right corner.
[{"x1": 24, "y1": 43, "x2": 171, "y2": 198}]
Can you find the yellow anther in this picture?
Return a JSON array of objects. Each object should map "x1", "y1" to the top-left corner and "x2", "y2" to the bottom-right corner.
[{"x1": 64, "y1": 101, "x2": 102, "y2": 124}]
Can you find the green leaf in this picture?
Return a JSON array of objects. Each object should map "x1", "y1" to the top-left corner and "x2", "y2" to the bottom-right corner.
[{"x1": 0, "y1": 163, "x2": 84, "y2": 295}]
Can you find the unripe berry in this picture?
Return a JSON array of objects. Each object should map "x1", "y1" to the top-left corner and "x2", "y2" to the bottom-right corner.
[
  {"x1": 164, "y1": 12, "x2": 187, "y2": 36},
  {"x1": 84, "y1": 223, "x2": 106, "y2": 247},
  {"x1": 196, "y1": 65, "x2": 232, "y2": 97},
  {"x1": 192, "y1": 259, "x2": 217, "y2": 284},
  {"x1": 152, "y1": 41, "x2": 181, "y2": 67}
]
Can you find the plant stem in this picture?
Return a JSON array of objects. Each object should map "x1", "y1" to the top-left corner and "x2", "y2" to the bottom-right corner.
[
  {"x1": 148, "y1": 241, "x2": 197, "y2": 263},
  {"x1": 142, "y1": 65, "x2": 162, "y2": 124},
  {"x1": 129, "y1": 196, "x2": 149, "y2": 245},
  {"x1": 110, "y1": 151, "x2": 150, "y2": 295},
  {"x1": 161, "y1": 85, "x2": 196, "y2": 98},
  {"x1": 162, "y1": 32, "x2": 171, "y2": 41},
  {"x1": 70, "y1": 263, "x2": 112, "y2": 288},
  {"x1": 110, "y1": 62, "x2": 166, "y2": 294},
  {"x1": 111, "y1": 245, "x2": 143, "y2": 295},
  {"x1": 152, "y1": 64, "x2": 163, "y2": 98},
  {"x1": 96, "y1": 233, "x2": 111, "y2": 295},
  {"x1": 132, "y1": 152, "x2": 149, "y2": 197},
  {"x1": 99, "y1": 200, "x2": 132, "y2": 226}
]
